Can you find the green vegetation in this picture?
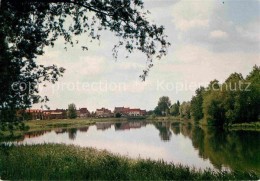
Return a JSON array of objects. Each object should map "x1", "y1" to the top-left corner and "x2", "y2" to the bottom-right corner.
[
  {"x1": 179, "y1": 101, "x2": 191, "y2": 119},
  {"x1": 146, "y1": 115, "x2": 180, "y2": 122},
  {"x1": 200, "y1": 65, "x2": 260, "y2": 126},
  {"x1": 171, "y1": 124, "x2": 260, "y2": 174},
  {"x1": 151, "y1": 65, "x2": 260, "y2": 128},
  {"x1": 228, "y1": 121, "x2": 260, "y2": 131},
  {"x1": 127, "y1": 116, "x2": 146, "y2": 120},
  {"x1": 115, "y1": 113, "x2": 122, "y2": 118},
  {"x1": 170, "y1": 101, "x2": 180, "y2": 116},
  {"x1": 67, "y1": 103, "x2": 77, "y2": 119},
  {"x1": 0, "y1": 119, "x2": 94, "y2": 140},
  {"x1": 190, "y1": 87, "x2": 204, "y2": 122},
  {"x1": 154, "y1": 96, "x2": 171, "y2": 116},
  {"x1": 0, "y1": 144, "x2": 258, "y2": 180},
  {"x1": 0, "y1": 118, "x2": 130, "y2": 139}
]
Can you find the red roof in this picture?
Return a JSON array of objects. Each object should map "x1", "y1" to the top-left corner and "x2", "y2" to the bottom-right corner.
[
  {"x1": 104, "y1": 109, "x2": 111, "y2": 113},
  {"x1": 96, "y1": 108, "x2": 111, "y2": 113},
  {"x1": 25, "y1": 109, "x2": 43, "y2": 113},
  {"x1": 129, "y1": 109, "x2": 141, "y2": 112},
  {"x1": 79, "y1": 108, "x2": 89, "y2": 113}
]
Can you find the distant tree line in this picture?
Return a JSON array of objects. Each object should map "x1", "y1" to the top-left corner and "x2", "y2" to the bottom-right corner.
[{"x1": 152, "y1": 65, "x2": 260, "y2": 126}]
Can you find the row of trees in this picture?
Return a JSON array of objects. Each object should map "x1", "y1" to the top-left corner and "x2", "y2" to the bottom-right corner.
[
  {"x1": 153, "y1": 96, "x2": 191, "y2": 119},
  {"x1": 153, "y1": 65, "x2": 260, "y2": 126},
  {"x1": 191, "y1": 65, "x2": 260, "y2": 126},
  {"x1": 67, "y1": 104, "x2": 77, "y2": 119}
]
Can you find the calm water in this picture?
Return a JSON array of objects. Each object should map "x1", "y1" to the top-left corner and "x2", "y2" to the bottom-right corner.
[{"x1": 6, "y1": 121, "x2": 260, "y2": 173}]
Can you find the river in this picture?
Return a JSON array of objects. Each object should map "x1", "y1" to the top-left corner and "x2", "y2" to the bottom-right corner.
[{"x1": 5, "y1": 121, "x2": 260, "y2": 174}]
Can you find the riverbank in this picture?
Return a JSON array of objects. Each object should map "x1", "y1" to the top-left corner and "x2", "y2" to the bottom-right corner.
[
  {"x1": 146, "y1": 116, "x2": 181, "y2": 122},
  {"x1": 1, "y1": 117, "x2": 259, "y2": 140},
  {"x1": 154, "y1": 116, "x2": 260, "y2": 131},
  {"x1": 228, "y1": 122, "x2": 260, "y2": 131},
  {"x1": 0, "y1": 144, "x2": 258, "y2": 180},
  {"x1": 0, "y1": 118, "x2": 127, "y2": 139}
]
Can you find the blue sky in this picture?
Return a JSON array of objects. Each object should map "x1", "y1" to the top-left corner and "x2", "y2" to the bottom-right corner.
[{"x1": 34, "y1": 0, "x2": 260, "y2": 111}]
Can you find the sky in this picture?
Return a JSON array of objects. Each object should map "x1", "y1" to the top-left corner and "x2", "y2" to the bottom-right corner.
[{"x1": 34, "y1": 0, "x2": 260, "y2": 112}]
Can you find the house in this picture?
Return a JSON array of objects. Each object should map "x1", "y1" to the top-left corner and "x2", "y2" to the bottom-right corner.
[
  {"x1": 25, "y1": 109, "x2": 44, "y2": 120},
  {"x1": 95, "y1": 108, "x2": 113, "y2": 118},
  {"x1": 140, "y1": 110, "x2": 147, "y2": 116},
  {"x1": 114, "y1": 107, "x2": 130, "y2": 116},
  {"x1": 44, "y1": 109, "x2": 67, "y2": 119},
  {"x1": 77, "y1": 108, "x2": 90, "y2": 118},
  {"x1": 114, "y1": 107, "x2": 147, "y2": 117},
  {"x1": 128, "y1": 109, "x2": 141, "y2": 116}
]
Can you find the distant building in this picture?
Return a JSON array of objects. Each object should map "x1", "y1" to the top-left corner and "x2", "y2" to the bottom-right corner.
[
  {"x1": 128, "y1": 109, "x2": 141, "y2": 116},
  {"x1": 77, "y1": 108, "x2": 90, "y2": 118},
  {"x1": 25, "y1": 109, "x2": 44, "y2": 120},
  {"x1": 113, "y1": 107, "x2": 147, "y2": 117},
  {"x1": 96, "y1": 108, "x2": 113, "y2": 117},
  {"x1": 114, "y1": 107, "x2": 130, "y2": 117},
  {"x1": 79, "y1": 108, "x2": 90, "y2": 118},
  {"x1": 140, "y1": 110, "x2": 147, "y2": 116},
  {"x1": 44, "y1": 109, "x2": 67, "y2": 119}
]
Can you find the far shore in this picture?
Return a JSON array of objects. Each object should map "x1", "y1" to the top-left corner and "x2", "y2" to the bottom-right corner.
[{"x1": 1, "y1": 117, "x2": 259, "y2": 139}]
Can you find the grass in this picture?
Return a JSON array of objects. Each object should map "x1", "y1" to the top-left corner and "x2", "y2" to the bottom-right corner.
[
  {"x1": 0, "y1": 144, "x2": 258, "y2": 180},
  {"x1": 228, "y1": 122, "x2": 260, "y2": 131},
  {"x1": 0, "y1": 118, "x2": 128, "y2": 139},
  {"x1": 0, "y1": 119, "x2": 94, "y2": 139},
  {"x1": 146, "y1": 116, "x2": 180, "y2": 122}
]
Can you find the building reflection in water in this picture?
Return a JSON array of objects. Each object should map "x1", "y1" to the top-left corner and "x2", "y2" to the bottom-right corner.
[
  {"x1": 114, "y1": 121, "x2": 147, "y2": 131},
  {"x1": 96, "y1": 122, "x2": 113, "y2": 131}
]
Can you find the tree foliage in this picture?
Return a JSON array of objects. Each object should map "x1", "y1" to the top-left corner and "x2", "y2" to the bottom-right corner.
[
  {"x1": 154, "y1": 96, "x2": 171, "y2": 116},
  {"x1": 67, "y1": 103, "x2": 77, "y2": 119},
  {"x1": 170, "y1": 101, "x2": 180, "y2": 116},
  {"x1": 190, "y1": 87, "x2": 204, "y2": 122},
  {"x1": 202, "y1": 65, "x2": 260, "y2": 126},
  {"x1": 179, "y1": 101, "x2": 191, "y2": 119},
  {"x1": 115, "y1": 112, "x2": 121, "y2": 118},
  {"x1": 0, "y1": 0, "x2": 170, "y2": 126}
]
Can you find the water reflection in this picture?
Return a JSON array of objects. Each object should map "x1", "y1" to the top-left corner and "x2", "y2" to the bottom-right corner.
[
  {"x1": 3, "y1": 121, "x2": 260, "y2": 173},
  {"x1": 177, "y1": 124, "x2": 260, "y2": 173},
  {"x1": 115, "y1": 121, "x2": 147, "y2": 131},
  {"x1": 96, "y1": 122, "x2": 112, "y2": 131},
  {"x1": 96, "y1": 121, "x2": 147, "y2": 131},
  {"x1": 154, "y1": 122, "x2": 172, "y2": 141},
  {"x1": 171, "y1": 122, "x2": 180, "y2": 135},
  {"x1": 68, "y1": 128, "x2": 77, "y2": 140},
  {"x1": 25, "y1": 130, "x2": 51, "y2": 138}
]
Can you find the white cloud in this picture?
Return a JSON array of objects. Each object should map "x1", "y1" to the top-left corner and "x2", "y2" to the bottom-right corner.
[
  {"x1": 171, "y1": 0, "x2": 215, "y2": 31},
  {"x1": 77, "y1": 56, "x2": 106, "y2": 75},
  {"x1": 235, "y1": 18, "x2": 260, "y2": 42},
  {"x1": 210, "y1": 30, "x2": 228, "y2": 39},
  {"x1": 154, "y1": 45, "x2": 259, "y2": 84},
  {"x1": 32, "y1": 0, "x2": 260, "y2": 111},
  {"x1": 116, "y1": 61, "x2": 144, "y2": 70}
]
